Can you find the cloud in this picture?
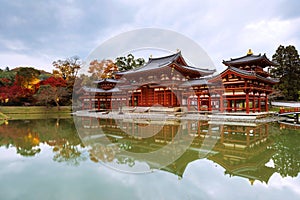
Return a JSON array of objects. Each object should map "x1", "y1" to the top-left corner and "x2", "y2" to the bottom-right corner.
[
  {"x1": 0, "y1": 52, "x2": 56, "y2": 72},
  {"x1": 0, "y1": 0, "x2": 299, "y2": 72}
]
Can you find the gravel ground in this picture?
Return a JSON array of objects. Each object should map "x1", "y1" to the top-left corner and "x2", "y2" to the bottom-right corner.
[{"x1": 73, "y1": 110, "x2": 285, "y2": 123}]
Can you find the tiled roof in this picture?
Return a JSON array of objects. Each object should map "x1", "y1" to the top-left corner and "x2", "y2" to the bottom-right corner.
[
  {"x1": 82, "y1": 86, "x2": 120, "y2": 93},
  {"x1": 116, "y1": 51, "x2": 215, "y2": 76},
  {"x1": 223, "y1": 53, "x2": 277, "y2": 67},
  {"x1": 93, "y1": 78, "x2": 119, "y2": 84},
  {"x1": 180, "y1": 78, "x2": 209, "y2": 87},
  {"x1": 227, "y1": 67, "x2": 279, "y2": 83}
]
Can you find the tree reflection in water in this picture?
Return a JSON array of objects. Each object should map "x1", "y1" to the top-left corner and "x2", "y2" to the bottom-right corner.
[
  {"x1": 0, "y1": 118, "x2": 87, "y2": 166},
  {"x1": 1, "y1": 117, "x2": 300, "y2": 183},
  {"x1": 76, "y1": 117, "x2": 300, "y2": 183},
  {"x1": 271, "y1": 123, "x2": 300, "y2": 178}
]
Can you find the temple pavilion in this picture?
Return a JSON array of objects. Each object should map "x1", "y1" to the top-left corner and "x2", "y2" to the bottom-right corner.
[{"x1": 80, "y1": 50, "x2": 278, "y2": 114}]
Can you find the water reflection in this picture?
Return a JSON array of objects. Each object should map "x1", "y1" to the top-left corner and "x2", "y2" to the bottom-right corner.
[
  {"x1": 0, "y1": 117, "x2": 299, "y2": 184},
  {"x1": 74, "y1": 117, "x2": 300, "y2": 183},
  {"x1": 0, "y1": 118, "x2": 86, "y2": 165}
]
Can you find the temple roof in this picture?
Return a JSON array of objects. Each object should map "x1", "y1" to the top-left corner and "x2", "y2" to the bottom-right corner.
[
  {"x1": 116, "y1": 51, "x2": 215, "y2": 77},
  {"x1": 180, "y1": 78, "x2": 209, "y2": 87},
  {"x1": 210, "y1": 66, "x2": 279, "y2": 84},
  {"x1": 223, "y1": 53, "x2": 277, "y2": 68},
  {"x1": 82, "y1": 86, "x2": 120, "y2": 93},
  {"x1": 93, "y1": 78, "x2": 119, "y2": 84}
]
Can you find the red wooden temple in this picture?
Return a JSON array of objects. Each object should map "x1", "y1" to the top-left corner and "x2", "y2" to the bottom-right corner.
[{"x1": 79, "y1": 50, "x2": 278, "y2": 114}]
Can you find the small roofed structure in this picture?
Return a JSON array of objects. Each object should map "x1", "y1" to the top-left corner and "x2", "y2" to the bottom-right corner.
[{"x1": 208, "y1": 49, "x2": 278, "y2": 113}]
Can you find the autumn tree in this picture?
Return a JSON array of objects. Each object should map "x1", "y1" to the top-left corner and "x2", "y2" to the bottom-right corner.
[
  {"x1": 15, "y1": 67, "x2": 40, "y2": 90},
  {"x1": 0, "y1": 84, "x2": 32, "y2": 105},
  {"x1": 271, "y1": 45, "x2": 300, "y2": 101},
  {"x1": 52, "y1": 56, "x2": 81, "y2": 105},
  {"x1": 115, "y1": 54, "x2": 145, "y2": 71},
  {"x1": 34, "y1": 77, "x2": 68, "y2": 109},
  {"x1": 88, "y1": 59, "x2": 118, "y2": 79},
  {"x1": 52, "y1": 56, "x2": 81, "y2": 85},
  {"x1": 0, "y1": 68, "x2": 15, "y2": 86}
]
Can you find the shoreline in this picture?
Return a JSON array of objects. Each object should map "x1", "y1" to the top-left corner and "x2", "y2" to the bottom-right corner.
[
  {"x1": 0, "y1": 106, "x2": 72, "y2": 120},
  {"x1": 73, "y1": 110, "x2": 285, "y2": 123}
]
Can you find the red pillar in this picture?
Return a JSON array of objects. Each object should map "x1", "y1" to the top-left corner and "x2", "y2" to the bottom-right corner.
[
  {"x1": 164, "y1": 90, "x2": 166, "y2": 106},
  {"x1": 227, "y1": 100, "x2": 231, "y2": 112},
  {"x1": 253, "y1": 96, "x2": 255, "y2": 113},
  {"x1": 258, "y1": 93, "x2": 261, "y2": 112},
  {"x1": 109, "y1": 97, "x2": 112, "y2": 110},
  {"x1": 97, "y1": 98, "x2": 100, "y2": 110},
  {"x1": 89, "y1": 98, "x2": 92, "y2": 110},
  {"x1": 220, "y1": 95, "x2": 224, "y2": 112},
  {"x1": 171, "y1": 92, "x2": 174, "y2": 107},
  {"x1": 265, "y1": 95, "x2": 268, "y2": 112},
  {"x1": 131, "y1": 93, "x2": 134, "y2": 107},
  {"x1": 246, "y1": 91, "x2": 249, "y2": 114},
  {"x1": 197, "y1": 95, "x2": 200, "y2": 111},
  {"x1": 234, "y1": 100, "x2": 237, "y2": 112},
  {"x1": 208, "y1": 95, "x2": 212, "y2": 111},
  {"x1": 141, "y1": 89, "x2": 143, "y2": 106}
]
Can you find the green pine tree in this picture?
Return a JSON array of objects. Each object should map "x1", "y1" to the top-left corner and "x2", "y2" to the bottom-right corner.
[{"x1": 271, "y1": 45, "x2": 300, "y2": 101}]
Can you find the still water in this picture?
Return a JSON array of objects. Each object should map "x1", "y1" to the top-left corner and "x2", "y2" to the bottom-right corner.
[{"x1": 0, "y1": 117, "x2": 299, "y2": 200}]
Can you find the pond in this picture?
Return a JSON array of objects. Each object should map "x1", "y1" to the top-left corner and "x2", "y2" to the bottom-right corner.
[{"x1": 0, "y1": 117, "x2": 299, "y2": 200}]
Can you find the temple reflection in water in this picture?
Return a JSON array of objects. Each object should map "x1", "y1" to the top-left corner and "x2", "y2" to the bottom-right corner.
[{"x1": 76, "y1": 117, "x2": 276, "y2": 184}]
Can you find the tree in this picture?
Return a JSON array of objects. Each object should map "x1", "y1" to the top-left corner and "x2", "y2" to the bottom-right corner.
[
  {"x1": 0, "y1": 69, "x2": 15, "y2": 86},
  {"x1": 52, "y1": 56, "x2": 81, "y2": 84},
  {"x1": 35, "y1": 77, "x2": 68, "y2": 109},
  {"x1": 115, "y1": 53, "x2": 145, "y2": 71},
  {"x1": 15, "y1": 67, "x2": 40, "y2": 90},
  {"x1": 0, "y1": 83, "x2": 32, "y2": 105},
  {"x1": 52, "y1": 57, "x2": 81, "y2": 105},
  {"x1": 88, "y1": 59, "x2": 118, "y2": 79},
  {"x1": 271, "y1": 45, "x2": 300, "y2": 101}
]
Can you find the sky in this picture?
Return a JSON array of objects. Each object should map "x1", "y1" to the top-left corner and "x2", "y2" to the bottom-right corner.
[{"x1": 0, "y1": 0, "x2": 299, "y2": 73}]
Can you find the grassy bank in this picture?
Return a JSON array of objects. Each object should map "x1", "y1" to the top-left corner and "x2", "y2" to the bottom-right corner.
[
  {"x1": 0, "y1": 106, "x2": 72, "y2": 120},
  {"x1": 0, "y1": 112, "x2": 9, "y2": 120}
]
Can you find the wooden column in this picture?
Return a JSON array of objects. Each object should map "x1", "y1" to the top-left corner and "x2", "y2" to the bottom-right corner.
[
  {"x1": 208, "y1": 95, "x2": 212, "y2": 111},
  {"x1": 234, "y1": 100, "x2": 237, "y2": 112},
  {"x1": 187, "y1": 97, "x2": 190, "y2": 111},
  {"x1": 131, "y1": 93, "x2": 134, "y2": 107},
  {"x1": 164, "y1": 89, "x2": 166, "y2": 106},
  {"x1": 97, "y1": 98, "x2": 100, "y2": 110},
  {"x1": 220, "y1": 94, "x2": 224, "y2": 112},
  {"x1": 227, "y1": 100, "x2": 231, "y2": 112},
  {"x1": 246, "y1": 91, "x2": 249, "y2": 114},
  {"x1": 265, "y1": 95, "x2": 268, "y2": 112},
  {"x1": 141, "y1": 88, "x2": 143, "y2": 106},
  {"x1": 171, "y1": 91, "x2": 174, "y2": 107},
  {"x1": 253, "y1": 95, "x2": 256, "y2": 113},
  {"x1": 110, "y1": 98, "x2": 112, "y2": 110},
  {"x1": 89, "y1": 98, "x2": 92, "y2": 110},
  {"x1": 258, "y1": 93, "x2": 261, "y2": 112},
  {"x1": 197, "y1": 95, "x2": 200, "y2": 111}
]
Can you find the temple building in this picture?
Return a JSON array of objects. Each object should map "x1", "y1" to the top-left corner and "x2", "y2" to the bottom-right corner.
[{"x1": 79, "y1": 50, "x2": 278, "y2": 114}]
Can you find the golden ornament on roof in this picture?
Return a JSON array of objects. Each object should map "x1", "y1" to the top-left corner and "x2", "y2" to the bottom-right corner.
[{"x1": 247, "y1": 49, "x2": 253, "y2": 55}]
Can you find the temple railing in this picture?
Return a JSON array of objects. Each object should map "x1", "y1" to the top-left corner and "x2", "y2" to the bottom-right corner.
[{"x1": 279, "y1": 107, "x2": 300, "y2": 114}]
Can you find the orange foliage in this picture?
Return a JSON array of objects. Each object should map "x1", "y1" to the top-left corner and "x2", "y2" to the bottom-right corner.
[{"x1": 88, "y1": 59, "x2": 119, "y2": 79}]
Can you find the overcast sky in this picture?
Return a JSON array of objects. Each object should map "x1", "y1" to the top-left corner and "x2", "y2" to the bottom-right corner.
[{"x1": 0, "y1": 0, "x2": 299, "y2": 73}]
